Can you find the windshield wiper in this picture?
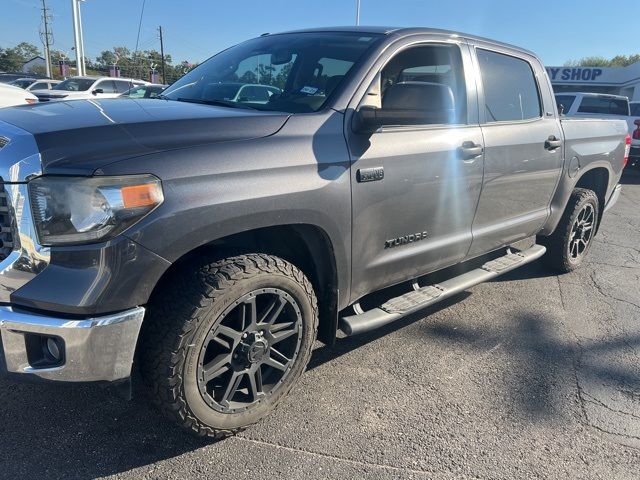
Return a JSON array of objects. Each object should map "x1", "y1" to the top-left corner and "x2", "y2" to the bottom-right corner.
[{"x1": 175, "y1": 97, "x2": 257, "y2": 110}]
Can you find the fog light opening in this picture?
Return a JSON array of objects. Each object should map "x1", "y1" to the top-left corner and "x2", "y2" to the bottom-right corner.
[{"x1": 46, "y1": 337, "x2": 62, "y2": 362}]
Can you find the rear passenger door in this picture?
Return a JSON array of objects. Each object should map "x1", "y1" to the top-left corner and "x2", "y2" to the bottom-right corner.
[{"x1": 467, "y1": 45, "x2": 563, "y2": 257}]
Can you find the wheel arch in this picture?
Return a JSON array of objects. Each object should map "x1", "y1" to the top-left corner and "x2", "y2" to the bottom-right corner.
[
  {"x1": 540, "y1": 163, "x2": 612, "y2": 236},
  {"x1": 146, "y1": 224, "x2": 341, "y2": 344}
]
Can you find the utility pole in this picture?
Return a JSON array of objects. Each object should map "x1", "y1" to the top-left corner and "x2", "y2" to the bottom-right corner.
[
  {"x1": 71, "y1": 0, "x2": 86, "y2": 76},
  {"x1": 77, "y1": 0, "x2": 86, "y2": 75},
  {"x1": 356, "y1": 0, "x2": 361, "y2": 26},
  {"x1": 158, "y1": 26, "x2": 166, "y2": 84},
  {"x1": 40, "y1": 0, "x2": 53, "y2": 77}
]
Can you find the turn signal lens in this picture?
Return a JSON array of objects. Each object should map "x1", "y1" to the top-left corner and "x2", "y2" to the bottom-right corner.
[{"x1": 121, "y1": 184, "x2": 163, "y2": 209}]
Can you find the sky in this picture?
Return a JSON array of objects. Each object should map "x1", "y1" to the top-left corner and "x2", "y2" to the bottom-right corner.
[{"x1": 3, "y1": 0, "x2": 640, "y2": 67}]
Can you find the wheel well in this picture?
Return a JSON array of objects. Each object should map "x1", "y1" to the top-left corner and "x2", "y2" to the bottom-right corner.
[
  {"x1": 575, "y1": 167, "x2": 609, "y2": 225},
  {"x1": 148, "y1": 224, "x2": 339, "y2": 344}
]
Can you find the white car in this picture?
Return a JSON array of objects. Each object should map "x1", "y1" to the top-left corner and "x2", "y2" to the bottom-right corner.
[
  {"x1": 0, "y1": 83, "x2": 37, "y2": 108},
  {"x1": 9, "y1": 78, "x2": 61, "y2": 91},
  {"x1": 556, "y1": 92, "x2": 640, "y2": 166},
  {"x1": 32, "y1": 76, "x2": 148, "y2": 102}
]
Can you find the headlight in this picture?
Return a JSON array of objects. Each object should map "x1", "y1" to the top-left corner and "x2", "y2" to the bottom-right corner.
[{"x1": 28, "y1": 175, "x2": 163, "y2": 246}]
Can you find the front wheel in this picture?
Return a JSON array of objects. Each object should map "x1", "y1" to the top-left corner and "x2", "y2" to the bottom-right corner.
[
  {"x1": 139, "y1": 253, "x2": 318, "y2": 437},
  {"x1": 541, "y1": 188, "x2": 599, "y2": 273}
]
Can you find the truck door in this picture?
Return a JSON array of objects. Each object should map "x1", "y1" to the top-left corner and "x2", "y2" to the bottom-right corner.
[
  {"x1": 346, "y1": 40, "x2": 484, "y2": 302},
  {"x1": 467, "y1": 45, "x2": 563, "y2": 257}
]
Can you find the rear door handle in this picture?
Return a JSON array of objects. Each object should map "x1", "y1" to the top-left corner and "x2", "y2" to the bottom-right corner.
[
  {"x1": 545, "y1": 135, "x2": 562, "y2": 150},
  {"x1": 459, "y1": 141, "x2": 483, "y2": 160}
]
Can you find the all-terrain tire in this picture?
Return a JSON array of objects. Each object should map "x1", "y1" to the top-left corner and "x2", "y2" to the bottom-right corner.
[
  {"x1": 138, "y1": 253, "x2": 318, "y2": 438},
  {"x1": 541, "y1": 188, "x2": 599, "y2": 273}
]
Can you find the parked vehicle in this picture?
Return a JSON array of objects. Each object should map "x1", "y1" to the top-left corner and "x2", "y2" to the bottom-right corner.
[
  {"x1": 0, "y1": 27, "x2": 629, "y2": 438},
  {"x1": 0, "y1": 83, "x2": 37, "y2": 108},
  {"x1": 0, "y1": 73, "x2": 48, "y2": 84},
  {"x1": 120, "y1": 83, "x2": 167, "y2": 99},
  {"x1": 32, "y1": 76, "x2": 148, "y2": 102},
  {"x1": 202, "y1": 83, "x2": 282, "y2": 104},
  {"x1": 9, "y1": 78, "x2": 61, "y2": 91},
  {"x1": 555, "y1": 92, "x2": 635, "y2": 131},
  {"x1": 630, "y1": 101, "x2": 640, "y2": 165}
]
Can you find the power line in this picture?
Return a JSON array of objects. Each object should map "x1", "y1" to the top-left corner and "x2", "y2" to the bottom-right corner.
[{"x1": 133, "y1": 0, "x2": 147, "y2": 79}]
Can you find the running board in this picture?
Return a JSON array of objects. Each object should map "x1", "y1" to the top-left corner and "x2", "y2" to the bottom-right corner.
[{"x1": 339, "y1": 244, "x2": 546, "y2": 336}]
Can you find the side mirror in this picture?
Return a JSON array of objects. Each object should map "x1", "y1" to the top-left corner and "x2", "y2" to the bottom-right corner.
[
  {"x1": 634, "y1": 119, "x2": 640, "y2": 127},
  {"x1": 92, "y1": 88, "x2": 104, "y2": 95}
]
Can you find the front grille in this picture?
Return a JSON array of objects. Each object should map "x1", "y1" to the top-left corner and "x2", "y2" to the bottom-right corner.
[{"x1": 0, "y1": 182, "x2": 16, "y2": 262}]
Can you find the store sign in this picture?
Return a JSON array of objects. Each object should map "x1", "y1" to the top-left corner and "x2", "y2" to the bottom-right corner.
[{"x1": 546, "y1": 67, "x2": 604, "y2": 82}]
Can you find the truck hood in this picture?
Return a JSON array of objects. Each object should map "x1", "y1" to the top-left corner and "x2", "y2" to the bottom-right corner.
[{"x1": 0, "y1": 98, "x2": 290, "y2": 175}]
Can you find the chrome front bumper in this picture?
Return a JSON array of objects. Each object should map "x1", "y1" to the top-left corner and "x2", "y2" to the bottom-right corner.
[{"x1": 0, "y1": 306, "x2": 144, "y2": 382}]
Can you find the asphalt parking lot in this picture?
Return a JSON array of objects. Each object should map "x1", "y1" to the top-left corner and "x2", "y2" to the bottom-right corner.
[{"x1": 1, "y1": 171, "x2": 640, "y2": 480}]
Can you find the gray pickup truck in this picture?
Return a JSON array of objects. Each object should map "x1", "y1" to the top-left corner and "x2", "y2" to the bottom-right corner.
[{"x1": 0, "y1": 27, "x2": 630, "y2": 437}]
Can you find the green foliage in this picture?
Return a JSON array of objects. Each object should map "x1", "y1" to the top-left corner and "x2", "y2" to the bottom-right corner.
[
  {"x1": 0, "y1": 42, "x2": 41, "y2": 72},
  {"x1": 565, "y1": 54, "x2": 640, "y2": 67}
]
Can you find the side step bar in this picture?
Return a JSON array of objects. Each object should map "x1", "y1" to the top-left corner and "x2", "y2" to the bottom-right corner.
[{"x1": 339, "y1": 244, "x2": 546, "y2": 336}]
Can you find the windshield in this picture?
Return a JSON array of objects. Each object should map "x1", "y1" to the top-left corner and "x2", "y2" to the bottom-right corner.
[
  {"x1": 162, "y1": 32, "x2": 383, "y2": 113},
  {"x1": 53, "y1": 78, "x2": 95, "y2": 92},
  {"x1": 9, "y1": 79, "x2": 33, "y2": 89}
]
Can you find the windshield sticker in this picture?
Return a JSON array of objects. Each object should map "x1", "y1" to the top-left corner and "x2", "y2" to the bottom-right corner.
[{"x1": 300, "y1": 86, "x2": 319, "y2": 95}]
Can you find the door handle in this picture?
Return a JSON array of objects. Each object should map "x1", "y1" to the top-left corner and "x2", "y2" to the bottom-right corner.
[
  {"x1": 545, "y1": 135, "x2": 562, "y2": 150},
  {"x1": 459, "y1": 141, "x2": 483, "y2": 160}
]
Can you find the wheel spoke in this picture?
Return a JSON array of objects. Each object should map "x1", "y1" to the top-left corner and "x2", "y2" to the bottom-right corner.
[
  {"x1": 248, "y1": 368, "x2": 264, "y2": 401},
  {"x1": 260, "y1": 296, "x2": 286, "y2": 325},
  {"x1": 271, "y1": 325, "x2": 299, "y2": 344},
  {"x1": 243, "y1": 296, "x2": 258, "y2": 330},
  {"x1": 220, "y1": 371, "x2": 243, "y2": 404},
  {"x1": 215, "y1": 325, "x2": 243, "y2": 345},
  {"x1": 202, "y1": 354, "x2": 231, "y2": 382}
]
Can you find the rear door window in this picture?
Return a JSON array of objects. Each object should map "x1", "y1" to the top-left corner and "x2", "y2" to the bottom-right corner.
[
  {"x1": 577, "y1": 96, "x2": 630, "y2": 115},
  {"x1": 96, "y1": 80, "x2": 116, "y2": 93},
  {"x1": 114, "y1": 80, "x2": 133, "y2": 93},
  {"x1": 477, "y1": 49, "x2": 541, "y2": 122}
]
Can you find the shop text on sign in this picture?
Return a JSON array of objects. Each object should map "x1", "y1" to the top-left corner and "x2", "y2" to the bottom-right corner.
[{"x1": 546, "y1": 67, "x2": 604, "y2": 82}]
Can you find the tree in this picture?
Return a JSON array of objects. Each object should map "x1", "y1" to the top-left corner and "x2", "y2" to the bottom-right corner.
[
  {"x1": 565, "y1": 54, "x2": 640, "y2": 67},
  {"x1": 0, "y1": 42, "x2": 41, "y2": 72}
]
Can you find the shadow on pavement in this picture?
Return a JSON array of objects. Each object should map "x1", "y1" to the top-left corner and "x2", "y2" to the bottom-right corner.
[
  {"x1": 421, "y1": 312, "x2": 640, "y2": 419},
  {"x1": 620, "y1": 168, "x2": 640, "y2": 185},
  {"x1": 0, "y1": 373, "x2": 214, "y2": 479}
]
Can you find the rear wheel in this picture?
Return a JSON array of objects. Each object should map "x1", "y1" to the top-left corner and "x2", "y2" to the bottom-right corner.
[
  {"x1": 541, "y1": 188, "x2": 599, "y2": 273},
  {"x1": 139, "y1": 253, "x2": 318, "y2": 437}
]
